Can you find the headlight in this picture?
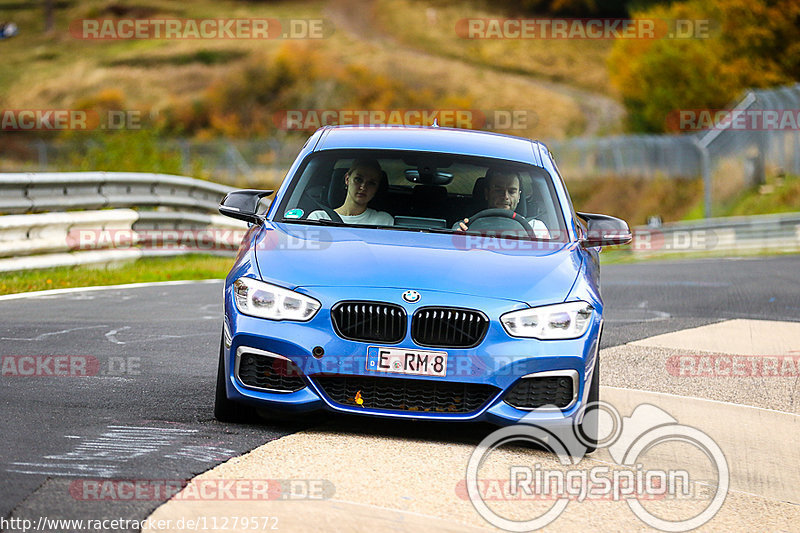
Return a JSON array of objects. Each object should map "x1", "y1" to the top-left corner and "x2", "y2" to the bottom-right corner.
[
  {"x1": 500, "y1": 301, "x2": 594, "y2": 340},
  {"x1": 232, "y1": 277, "x2": 320, "y2": 321}
]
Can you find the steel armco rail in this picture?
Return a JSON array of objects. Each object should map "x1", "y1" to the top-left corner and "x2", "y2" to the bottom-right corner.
[
  {"x1": 0, "y1": 172, "x2": 248, "y2": 272},
  {"x1": 1, "y1": 173, "x2": 796, "y2": 272},
  {"x1": 631, "y1": 212, "x2": 800, "y2": 256},
  {"x1": 0, "y1": 172, "x2": 233, "y2": 214}
]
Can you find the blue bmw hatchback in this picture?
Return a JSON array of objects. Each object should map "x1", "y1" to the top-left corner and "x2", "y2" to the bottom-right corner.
[{"x1": 215, "y1": 125, "x2": 630, "y2": 444}]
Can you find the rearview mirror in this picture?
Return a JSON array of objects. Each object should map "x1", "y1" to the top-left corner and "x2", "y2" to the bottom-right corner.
[
  {"x1": 577, "y1": 212, "x2": 632, "y2": 247},
  {"x1": 219, "y1": 189, "x2": 274, "y2": 224},
  {"x1": 405, "y1": 169, "x2": 454, "y2": 185}
]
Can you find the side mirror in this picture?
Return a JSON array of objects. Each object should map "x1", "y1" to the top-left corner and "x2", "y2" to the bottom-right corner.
[
  {"x1": 577, "y1": 212, "x2": 632, "y2": 247},
  {"x1": 219, "y1": 189, "x2": 274, "y2": 224}
]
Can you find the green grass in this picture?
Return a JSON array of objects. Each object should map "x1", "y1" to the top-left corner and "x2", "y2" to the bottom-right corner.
[
  {"x1": 105, "y1": 49, "x2": 249, "y2": 68},
  {"x1": 723, "y1": 175, "x2": 800, "y2": 217},
  {"x1": 599, "y1": 245, "x2": 800, "y2": 265},
  {"x1": 0, "y1": 0, "x2": 324, "y2": 109},
  {"x1": 680, "y1": 174, "x2": 800, "y2": 220},
  {"x1": 373, "y1": 0, "x2": 616, "y2": 95},
  {"x1": 0, "y1": 254, "x2": 233, "y2": 295},
  {"x1": 597, "y1": 175, "x2": 800, "y2": 262},
  {"x1": 0, "y1": 0, "x2": 593, "y2": 141}
]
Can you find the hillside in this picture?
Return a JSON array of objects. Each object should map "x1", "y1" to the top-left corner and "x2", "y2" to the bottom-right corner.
[{"x1": 0, "y1": 0, "x2": 623, "y2": 141}]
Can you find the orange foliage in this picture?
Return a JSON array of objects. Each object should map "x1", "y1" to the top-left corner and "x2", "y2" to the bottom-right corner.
[
  {"x1": 160, "y1": 42, "x2": 466, "y2": 138},
  {"x1": 608, "y1": 0, "x2": 800, "y2": 133}
]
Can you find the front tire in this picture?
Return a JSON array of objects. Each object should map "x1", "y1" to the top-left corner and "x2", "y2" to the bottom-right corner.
[
  {"x1": 576, "y1": 355, "x2": 600, "y2": 454},
  {"x1": 214, "y1": 334, "x2": 253, "y2": 423}
]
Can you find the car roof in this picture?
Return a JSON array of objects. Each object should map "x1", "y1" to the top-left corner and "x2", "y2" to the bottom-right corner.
[{"x1": 313, "y1": 125, "x2": 543, "y2": 165}]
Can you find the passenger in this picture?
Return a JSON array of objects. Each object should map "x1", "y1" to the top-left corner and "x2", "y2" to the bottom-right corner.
[
  {"x1": 456, "y1": 167, "x2": 550, "y2": 238},
  {"x1": 308, "y1": 159, "x2": 394, "y2": 225}
]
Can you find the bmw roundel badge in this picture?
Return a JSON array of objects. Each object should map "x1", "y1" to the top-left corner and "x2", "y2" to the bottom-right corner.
[{"x1": 402, "y1": 290, "x2": 421, "y2": 303}]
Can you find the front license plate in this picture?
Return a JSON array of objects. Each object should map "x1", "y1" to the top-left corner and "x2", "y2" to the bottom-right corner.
[{"x1": 366, "y1": 346, "x2": 448, "y2": 377}]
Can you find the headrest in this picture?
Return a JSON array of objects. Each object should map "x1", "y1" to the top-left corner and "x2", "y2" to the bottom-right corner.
[
  {"x1": 471, "y1": 177, "x2": 487, "y2": 200},
  {"x1": 327, "y1": 167, "x2": 349, "y2": 208}
]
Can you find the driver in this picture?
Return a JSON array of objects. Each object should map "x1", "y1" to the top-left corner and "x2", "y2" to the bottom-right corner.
[
  {"x1": 456, "y1": 167, "x2": 550, "y2": 238},
  {"x1": 308, "y1": 159, "x2": 394, "y2": 225}
]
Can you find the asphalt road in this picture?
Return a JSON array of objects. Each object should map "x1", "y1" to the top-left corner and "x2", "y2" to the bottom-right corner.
[
  {"x1": 1, "y1": 255, "x2": 798, "y2": 531},
  {"x1": 0, "y1": 281, "x2": 299, "y2": 528},
  {"x1": 600, "y1": 255, "x2": 800, "y2": 347}
]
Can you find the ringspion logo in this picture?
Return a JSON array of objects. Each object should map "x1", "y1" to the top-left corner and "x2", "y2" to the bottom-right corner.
[{"x1": 465, "y1": 402, "x2": 729, "y2": 531}]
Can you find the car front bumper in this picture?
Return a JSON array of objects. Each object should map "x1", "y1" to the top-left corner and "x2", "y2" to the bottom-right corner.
[{"x1": 223, "y1": 285, "x2": 601, "y2": 427}]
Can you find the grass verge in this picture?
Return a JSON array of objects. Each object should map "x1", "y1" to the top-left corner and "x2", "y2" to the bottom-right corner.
[
  {"x1": 600, "y1": 247, "x2": 800, "y2": 265},
  {"x1": 373, "y1": 0, "x2": 615, "y2": 95},
  {"x1": 567, "y1": 176, "x2": 704, "y2": 226},
  {"x1": 0, "y1": 254, "x2": 233, "y2": 296}
]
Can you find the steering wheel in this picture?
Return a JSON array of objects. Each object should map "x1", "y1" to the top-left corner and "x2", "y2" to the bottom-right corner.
[
  {"x1": 304, "y1": 193, "x2": 344, "y2": 223},
  {"x1": 465, "y1": 208, "x2": 536, "y2": 239}
]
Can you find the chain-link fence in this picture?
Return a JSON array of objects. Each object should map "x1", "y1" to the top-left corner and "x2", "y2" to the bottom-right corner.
[
  {"x1": 3, "y1": 84, "x2": 799, "y2": 216},
  {"x1": 0, "y1": 135, "x2": 307, "y2": 188},
  {"x1": 548, "y1": 134, "x2": 702, "y2": 180},
  {"x1": 550, "y1": 84, "x2": 800, "y2": 184}
]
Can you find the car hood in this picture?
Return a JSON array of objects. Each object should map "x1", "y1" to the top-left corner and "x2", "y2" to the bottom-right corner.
[{"x1": 254, "y1": 222, "x2": 583, "y2": 306}]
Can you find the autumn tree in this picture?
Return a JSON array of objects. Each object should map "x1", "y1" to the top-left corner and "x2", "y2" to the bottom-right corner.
[{"x1": 608, "y1": 0, "x2": 800, "y2": 132}]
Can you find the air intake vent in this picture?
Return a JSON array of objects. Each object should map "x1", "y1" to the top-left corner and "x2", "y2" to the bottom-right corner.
[
  {"x1": 504, "y1": 375, "x2": 576, "y2": 409},
  {"x1": 237, "y1": 352, "x2": 306, "y2": 392},
  {"x1": 314, "y1": 375, "x2": 499, "y2": 414}
]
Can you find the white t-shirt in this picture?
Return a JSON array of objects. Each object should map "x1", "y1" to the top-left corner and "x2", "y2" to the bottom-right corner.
[
  {"x1": 527, "y1": 218, "x2": 551, "y2": 239},
  {"x1": 307, "y1": 208, "x2": 394, "y2": 226}
]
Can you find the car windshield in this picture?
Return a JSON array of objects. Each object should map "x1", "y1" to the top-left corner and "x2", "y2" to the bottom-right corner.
[{"x1": 275, "y1": 150, "x2": 568, "y2": 242}]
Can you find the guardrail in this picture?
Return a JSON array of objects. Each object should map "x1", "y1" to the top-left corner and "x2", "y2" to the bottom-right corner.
[
  {"x1": 0, "y1": 172, "x2": 247, "y2": 272},
  {"x1": 2, "y1": 173, "x2": 797, "y2": 271},
  {"x1": 631, "y1": 212, "x2": 800, "y2": 256},
  {"x1": 0, "y1": 172, "x2": 232, "y2": 214}
]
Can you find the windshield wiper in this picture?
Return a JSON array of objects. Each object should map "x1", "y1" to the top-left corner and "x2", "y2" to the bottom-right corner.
[
  {"x1": 279, "y1": 220, "x2": 546, "y2": 241},
  {"x1": 280, "y1": 218, "x2": 349, "y2": 227},
  {"x1": 280, "y1": 219, "x2": 396, "y2": 231},
  {"x1": 406, "y1": 227, "x2": 455, "y2": 235}
]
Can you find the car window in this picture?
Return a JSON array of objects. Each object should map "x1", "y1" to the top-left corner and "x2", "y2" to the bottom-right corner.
[{"x1": 275, "y1": 149, "x2": 569, "y2": 242}]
